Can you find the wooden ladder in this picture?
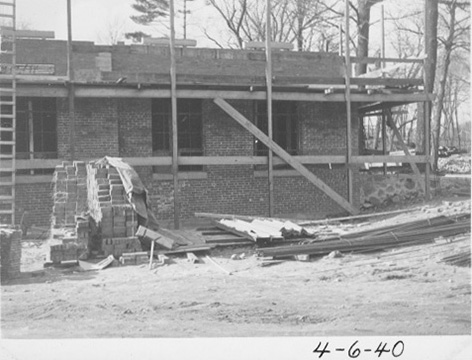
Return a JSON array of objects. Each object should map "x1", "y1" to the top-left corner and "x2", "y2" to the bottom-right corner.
[{"x1": 0, "y1": 0, "x2": 17, "y2": 224}]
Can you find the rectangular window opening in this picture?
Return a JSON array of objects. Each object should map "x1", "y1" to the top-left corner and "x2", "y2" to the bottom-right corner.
[
  {"x1": 15, "y1": 97, "x2": 57, "y2": 175},
  {"x1": 254, "y1": 100, "x2": 299, "y2": 170},
  {"x1": 152, "y1": 98, "x2": 204, "y2": 173}
]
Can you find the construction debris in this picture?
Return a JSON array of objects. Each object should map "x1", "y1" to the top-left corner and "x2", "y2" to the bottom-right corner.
[
  {"x1": 257, "y1": 215, "x2": 471, "y2": 259},
  {"x1": 440, "y1": 251, "x2": 471, "y2": 267},
  {"x1": 197, "y1": 225, "x2": 253, "y2": 246},
  {"x1": 119, "y1": 252, "x2": 149, "y2": 266},
  {"x1": 205, "y1": 255, "x2": 232, "y2": 275},
  {"x1": 79, "y1": 255, "x2": 115, "y2": 271},
  {"x1": 186, "y1": 252, "x2": 199, "y2": 264},
  {"x1": 215, "y1": 218, "x2": 313, "y2": 243},
  {"x1": 136, "y1": 226, "x2": 175, "y2": 250}
]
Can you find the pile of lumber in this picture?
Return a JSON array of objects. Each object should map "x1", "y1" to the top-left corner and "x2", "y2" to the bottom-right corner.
[
  {"x1": 257, "y1": 215, "x2": 471, "y2": 258},
  {"x1": 440, "y1": 251, "x2": 471, "y2": 267},
  {"x1": 198, "y1": 225, "x2": 253, "y2": 246},
  {"x1": 52, "y1": 161, "x2": 88, "y2": 226},
  {"x1": 215, "y1": 218, "x2": 315, "y2": 243}
]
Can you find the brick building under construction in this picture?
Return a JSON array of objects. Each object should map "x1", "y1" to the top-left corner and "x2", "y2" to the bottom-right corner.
[{"x1": 1, "y1": 33, "x2": 432, "y2": 228}]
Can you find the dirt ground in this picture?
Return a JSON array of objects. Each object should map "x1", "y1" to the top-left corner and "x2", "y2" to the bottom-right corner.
[{"x1": 1, "y1": 196, "x2": 471, "y2": 339}]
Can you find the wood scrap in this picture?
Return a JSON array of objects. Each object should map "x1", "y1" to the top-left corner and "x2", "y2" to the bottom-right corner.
[
  {"x1": 158, "y1": 244, "x2": 213, "y2": 255},
  {"x1": 136, "y1": 226, "x2": 175, "y2": 250},
  {"x1": 158, "y1": 254, "x2": 170, "y2": 264},
  {"x1": 205, "y1": 255, "x2": 232, "y2": 275},
  {"x1": 186, "y1": 252, "x2": 199, "y2": 264},
  {"x1": 149, "y1": 240, "x2": 155, "y2": 270},
  {"x1": 79, "y1": 255, "x2": 115, "y2": 271},
  {"x1": 298, "y1": 207, "x2": 419, "y2": 226}
]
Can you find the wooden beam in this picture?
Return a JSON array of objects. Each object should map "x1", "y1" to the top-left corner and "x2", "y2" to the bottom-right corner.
[
  {"x1": 67, "y1": 0, "x2": 75, "y2": 160},
  {"x1": 352, "y1": 155, "x2": 427, "y2": 163},
  {"x1": 213, "y1": 98, "x2": 358, "y2": 215},
  {"x1": 350, "y1": 56, "x2": 424, "y2": 64},
  {"x1": 12, "y1": 75, "x2": 422, "y2": 88},
  {"x1": 266, "y1": 0, "x2": 274, "y2": 217},
  {"x1": 12, "y1": 155, "x2": 428, "y2": 170},
  {"x1": 169, "y1": 0, "x2": 180, "y2": 230},
  {"x1": 344, "y1": 0, "x2": 353, "y2": 205},
  {"x1": 16, "y1": 85, "x2": 434, "y2": 103},
  {"x1": 424, "y1": 100, "x2": 431, "y2": 199},
  {"x1": 385, "y1": 109, "x2": 425, "y2": 192},
  {"x1": 382, "y1": 111, "x2": 387, "y2": 174}
]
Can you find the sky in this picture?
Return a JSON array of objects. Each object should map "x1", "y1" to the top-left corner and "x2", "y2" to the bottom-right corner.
[
  {"x1": 16, "y1": 0, "x2": 420, "y2": 51},
  {"x1": 13, "y1": 0, "x2": 471, "y2": 122},
  {"x1": 16, "y1": 0, "x2": 220, "y2": 47}
]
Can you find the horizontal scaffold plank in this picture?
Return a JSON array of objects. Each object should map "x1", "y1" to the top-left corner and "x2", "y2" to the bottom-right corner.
[
  {"x1": 350, "y1": 56, "x2": 424, "y2": 64},
  {"x1": 12, "y1": 155, "x2": 429, "y2": 170},
  {"x1": 16, "y1": 85, "x2": 433, "y2": 103}
]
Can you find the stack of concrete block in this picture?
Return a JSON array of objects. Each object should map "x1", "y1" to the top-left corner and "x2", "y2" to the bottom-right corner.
[
  {"x1": 52, "y1": 161, "x2": 89, "y2": 227},
  {"x1": 86, "y1": 162, "x2": 140, "y2": 256},
  {"x1": 101, "y1": 237, "x2": 143, "y2": 258},
  {"x1": 75, "y1": 161, "x2": 88, "y2": 214},
  {"x1": 50, "y1": 242, "x2": 87, "y2": 263},
  {"x1": 119, "y1": 252, "x2": 149, "y2": 266},
  {"x1": 0, "y1": 227, "x2": 22, "y2": 282},
  {"x1": 76, "y1": 217, "x2": 90, "y2": 248}
]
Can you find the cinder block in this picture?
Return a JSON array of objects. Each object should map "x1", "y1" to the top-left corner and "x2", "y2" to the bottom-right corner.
[{"x1": 113, "y1": 226, "x2": 127, "y2": 237}]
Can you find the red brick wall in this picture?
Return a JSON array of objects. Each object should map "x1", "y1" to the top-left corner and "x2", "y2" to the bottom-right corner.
[
  {"x1": 149, "y1": 100, "x2": 360, "y2": 220},
  {"x1": 15, "y1": 182, "x2": 54, "y2": 227},
  {"x1": 57, "y1": 98, "x2": 120, "y2": 159},
  {"x1": 18, "y1": 96, "x2": 359, "y2": 226},
  {"x1": 17, "y1": 39, "x2": 344, "y2": 84},
  {"x1": 118, "y1": 98, "x2": 153, "y2": 157}
]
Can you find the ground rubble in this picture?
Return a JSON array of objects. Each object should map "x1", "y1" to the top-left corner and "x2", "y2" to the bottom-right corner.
[{"x1": 1, "y1": 196, "x2": 470, "y2": 338}]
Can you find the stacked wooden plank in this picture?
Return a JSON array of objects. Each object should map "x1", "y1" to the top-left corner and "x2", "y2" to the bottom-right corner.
[
  {"x1": 440, "y1": 251, "x2": 471, "y2": 267},
  {"x1": 52, "y1": 161, "x2": 88, "y2": 226},
  {"x1": 214, "y1": 218, "x2": 315, "y2": 243},
  {"x1": 198, "y1": 225, "x2": 253, "y2": 246},
  {"x1": 258, "y1": 215, "x2": 471, "y2": 258},
  {"x1": 0, "y1": 227, "x2": 22, "y2": 282}
]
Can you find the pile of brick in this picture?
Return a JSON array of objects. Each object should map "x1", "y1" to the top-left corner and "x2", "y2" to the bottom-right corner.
[
  {"x1": 87, "y1": 161, "x2": 140, "y2": 257},
  {"x1": 49, "y1": 159, "x2": 144, "y2": 264},
  {"x1": 0, "y1": 227, "x2": 22, "y2": 282},
  {"x1": 101, "y1": 237, "x2": 142, "y2": 258},
  {"x1": 52, "y1": 161, "x2": 88, "y2": 226},
  {"x1": 50, "y1": 242, "x2": 87, "y2": 263}
]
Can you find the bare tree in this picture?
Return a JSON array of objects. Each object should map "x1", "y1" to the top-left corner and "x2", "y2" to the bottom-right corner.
[
  {"x1": 354, "y1": 0, "x2": 383, "y2": 75},
  {"x1": 431, "y1": 0, "x2": 470, "y2": 169},
  {"x1": 97, "y1": 16, "x2": 127, "y2": 45},
  {"x1": 204, "y1": 0, "x2": 342, "y2": 50}
]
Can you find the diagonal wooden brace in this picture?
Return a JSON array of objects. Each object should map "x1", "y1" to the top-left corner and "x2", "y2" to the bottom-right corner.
[
  {"x1": 385, "y1": 109, "x2": 425, "y2": 192},
  {"x1": 214, "y1": 98, "x2": 358, "y2": 215}
]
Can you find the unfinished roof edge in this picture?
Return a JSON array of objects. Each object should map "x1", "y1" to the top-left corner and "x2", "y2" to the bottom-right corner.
[{"x1": 17, "y1": 38, "x2": 341, "y2": 61}]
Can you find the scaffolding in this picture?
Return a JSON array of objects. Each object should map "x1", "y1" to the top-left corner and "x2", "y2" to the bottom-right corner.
[{"x1": 0, "y1": 0, "x2": 16, "y2": 224}]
